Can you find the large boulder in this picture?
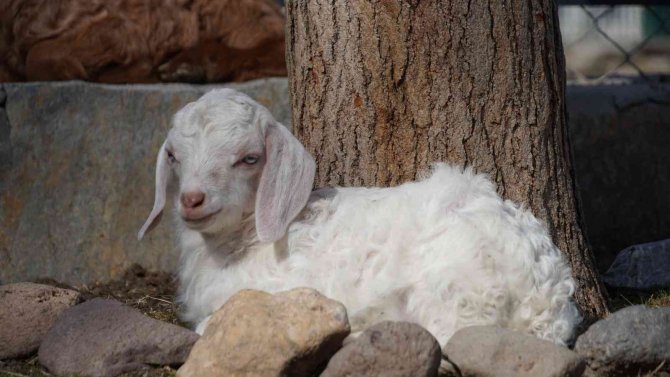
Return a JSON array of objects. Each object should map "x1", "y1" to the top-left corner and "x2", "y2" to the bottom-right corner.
[
  {"x1": 2, "y1": 79, "x2": 670, "y2": 285},
  {"x1": 321, "y1": 321, "x2": 441, "y2": 377},
  {"x1": 177, "y1": 288, "x2": 350, "y2": 377},
  {"x1": 443, "y1": 326, "x2": 585, "y2": 377},
  {"x1": 0, "y1": 282, "x2": 81, "y2": 359},
  {"x1": 575, "y1": 305, "x2": 670, "y2": 376},
  {"x1": 38, "y1": 298, "x2": 199, "y2": 377},
  {"x1": 0, "y1": 79, "x2": 290, "y2": 285},
  {"x1": 602, "y1": 239, "x2": 670, "y2": 290},
  {"x1": 567, "y1": 83, "x2": 670, "y2": 271}
]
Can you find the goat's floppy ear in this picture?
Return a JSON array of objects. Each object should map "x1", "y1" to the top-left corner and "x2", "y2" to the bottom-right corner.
[
  {"x1": 138, "y1": 141, "x2": 170, "y2": 240},
  {"x1": 255, "y1": 122, "x2": 316, "y2": 243}
]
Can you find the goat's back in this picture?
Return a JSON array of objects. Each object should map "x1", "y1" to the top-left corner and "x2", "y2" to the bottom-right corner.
[{"x1": 284, "y1": 163, "x2": 580, "y2": 344}]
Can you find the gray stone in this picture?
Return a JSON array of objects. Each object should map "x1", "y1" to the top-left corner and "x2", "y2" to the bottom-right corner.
[
  {"x1": 321, "y1": 321, "x2": 441, "y2": 377},
  {"x1": 575, "y1": 305, "x2": 670, "y2": 377},
  {"x1": 0, "y1": 282, "x2": 81, "y2": 359},
  {"x1": 444, "y1": 326, "x2": 586, "y2": 377},
  {"x1": 602, "y1": 239, "x2": 670, "y2": 290},
  {"x1": 2, "y1": 79, "x2": 670, "y2": 284},
  {"x1": 177, "y1": 288, "x2": 350, "y2": 377},
  {"x1": 567, "y1": 83, "x2": 670, "y2": 272},
  {"x1": 0, "y1": 79, "x2": 290, "y2": 285},
  {"x1": 38, "y1": 298, "x2": 199, "y2": 377}
]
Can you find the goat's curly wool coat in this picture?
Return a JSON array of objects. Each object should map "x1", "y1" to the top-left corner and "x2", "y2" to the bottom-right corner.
[{"x1": 139, "y1": 89, "x2": 581, "y2": 346}]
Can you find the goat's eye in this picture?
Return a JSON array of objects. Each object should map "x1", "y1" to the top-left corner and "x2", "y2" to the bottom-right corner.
[
  {"x1": 166, "y1": 149, "x2": 178, "y2": 164},
  {"x1": 241, "y1": 155, "x2": 259, "y2": 165}
]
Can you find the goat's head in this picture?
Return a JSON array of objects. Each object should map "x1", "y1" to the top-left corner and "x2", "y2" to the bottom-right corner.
[{"x1": 138, "y1": 89, "x2": 315, "y2": 243}]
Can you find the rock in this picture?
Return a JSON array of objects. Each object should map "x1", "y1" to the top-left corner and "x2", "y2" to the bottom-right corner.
[
  {"x1": 602, "y1": 239, "x2": 670, "y2": 290},
  {"x1": 0, "y1": 79, "x2": 290, "y2": 285},
  {"x1": 321, "y1": 321, "x2": 441, "y2": 377},
  {"x1": 575, "y1": 305, "x2": 670, "y2": 376},
  {"x1": 177, "y1": 288, "x2": 350, "y2": 377},
  {"x1": 2, "y1": 80, "x2": 669, "y2": 285},
  {"x1": 567, "y1": 83, "x2": 670, "y2": 272},
  {"x1": 444, "y1": 326, "x2": 586, "y2": 377},
  {"x1": 38, "y1": 298, "x2": 198, "y2": 377},
  {"x1": 0, "y1": 282, "x2": 81, "y2": 359}
]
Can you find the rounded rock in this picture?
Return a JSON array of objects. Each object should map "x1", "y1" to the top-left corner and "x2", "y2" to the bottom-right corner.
[
  {"x1": 177, "y1": 288, "x2": 350, "y2": 377},
  {"x1": 321, "y1": 321, "x2": 442, "y2": 377},
  {"x1": 38, "y1": 298, "x2": 199, "y2": 377},
  {"x1": 0, "y1": 282, "x2": 81, "y2": 359},
  {"x1": 575, "y1": 305, "x2": 670, "y2": 376}
]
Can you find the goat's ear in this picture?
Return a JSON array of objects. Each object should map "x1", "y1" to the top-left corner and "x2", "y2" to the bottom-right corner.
[
  {"x1": 255, "y1": 122, "x2": 316, "y2": 242},
  {"x1": 138, "y1": 140, "x2": 170, "y2": 240}
]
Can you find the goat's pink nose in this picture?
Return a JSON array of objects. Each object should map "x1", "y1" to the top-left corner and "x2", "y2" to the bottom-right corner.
[{"x1": 181, "y1": 191, "x2": 205, "y2": 208}]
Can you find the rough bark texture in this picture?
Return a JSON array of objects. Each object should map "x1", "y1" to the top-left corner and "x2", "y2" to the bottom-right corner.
[{"x1": 286, "y1": 0, "x2": 609, "y2": 319}]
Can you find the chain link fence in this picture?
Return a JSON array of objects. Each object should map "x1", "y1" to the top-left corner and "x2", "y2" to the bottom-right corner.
[{"x1": 558, "y1": 1, "x2": 670, "y2": 84}]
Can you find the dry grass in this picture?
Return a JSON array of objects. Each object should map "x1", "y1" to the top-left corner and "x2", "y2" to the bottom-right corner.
[
  {"x1": 0, "y1": 359, "x2": 177, "y2": 377},
  {"x1": 77, "y1": 264, "x2": 182, "y2": 326},
  {"x1": 646, "y1": 290, "x2": 670, "y2": 308},
  {"x1": 610, "y1": 289, "x2": 670, "y2": 312},
  {"x1": 638, "y1": 361, "x2": 668, "y2": 377},
  {"x1": 0, "y1": 357, "x2": 47, "y2": 377}
]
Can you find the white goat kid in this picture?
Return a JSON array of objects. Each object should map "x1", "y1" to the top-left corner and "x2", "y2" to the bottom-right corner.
[{"x1": 138, "y1": 89, "x2": 581, "y2": 346}]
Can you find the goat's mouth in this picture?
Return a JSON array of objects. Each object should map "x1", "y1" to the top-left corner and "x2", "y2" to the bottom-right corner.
[{"x1": 181, "y1": 208, "x2": 221, "y2": 224}]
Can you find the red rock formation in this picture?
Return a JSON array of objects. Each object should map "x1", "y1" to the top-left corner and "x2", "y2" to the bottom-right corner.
[{"x1": 0, "y1": 0, "x2": 286, "y2": 83}]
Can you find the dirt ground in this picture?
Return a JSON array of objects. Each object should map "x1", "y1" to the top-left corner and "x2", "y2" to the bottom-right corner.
[{"x1": 0, "y1": 264, "x2": 181, "y2": 377}]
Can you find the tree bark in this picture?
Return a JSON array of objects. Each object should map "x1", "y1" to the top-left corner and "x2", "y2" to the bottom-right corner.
[{"x1": 286, "y1": 0, "x2": 609, "y2": 320}]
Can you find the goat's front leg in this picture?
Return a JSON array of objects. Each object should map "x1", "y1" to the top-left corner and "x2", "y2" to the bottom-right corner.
[
  {"x1": 342, "y1": 331, "x2": 363, "y2": 346},
  {"x1": 195, "y1": 315, "x2": 212, "y2": 335}
]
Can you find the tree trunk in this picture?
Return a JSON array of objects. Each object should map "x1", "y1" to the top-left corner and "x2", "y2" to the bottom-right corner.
[{"x1": 286, "y1": 0, "x2": 609, "y2": 320}]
